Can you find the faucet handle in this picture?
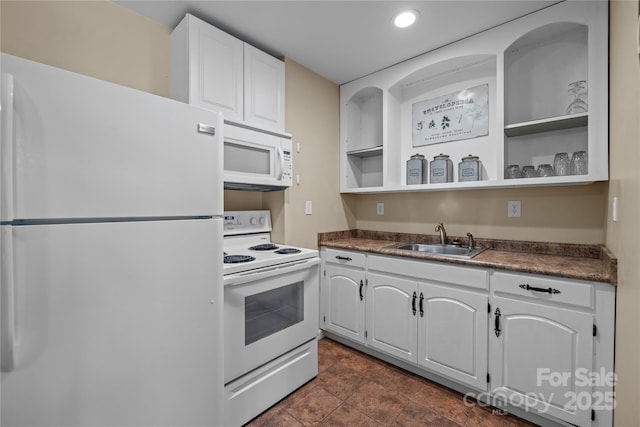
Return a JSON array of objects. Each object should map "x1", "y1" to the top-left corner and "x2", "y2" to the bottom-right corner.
[{"x1": 466, "y1": 232, "x2": 475, "y2": 249}]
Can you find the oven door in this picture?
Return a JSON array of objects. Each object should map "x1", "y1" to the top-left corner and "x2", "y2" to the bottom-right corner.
[
  {"x1": 223, "y1": 123, "x2": 292, "y2": 191},
  {"x1": 224, "y1": 258, "x2": 319, "y2": 383}
]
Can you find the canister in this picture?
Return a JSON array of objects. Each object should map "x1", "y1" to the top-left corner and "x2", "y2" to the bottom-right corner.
[
  {"x1": 458, "y1": 154, "x2": 481, "y2": 182},
  {"x1": 406, "y1": 153, "x2": 428, "y2": 185},
  {"x1": 430, "y1": 154, "x2": 453, "y2": 184}
]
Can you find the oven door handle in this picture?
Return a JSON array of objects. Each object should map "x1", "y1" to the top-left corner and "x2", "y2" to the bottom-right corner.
[{"x1": 224, "y1": 258, "x2": 320, "y2": 287}]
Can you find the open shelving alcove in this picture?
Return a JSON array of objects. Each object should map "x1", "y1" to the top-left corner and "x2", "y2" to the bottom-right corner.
[{"x1": 339, "y1": 1, "x2": 608, "y2": 194}]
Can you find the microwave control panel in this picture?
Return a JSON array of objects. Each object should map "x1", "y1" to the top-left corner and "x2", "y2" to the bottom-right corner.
[{"x1": 281, "y1": 150, "x2": 292, "y2": 184}]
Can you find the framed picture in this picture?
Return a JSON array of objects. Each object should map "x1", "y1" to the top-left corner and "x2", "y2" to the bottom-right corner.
[{"x1": 412, "y1": 84, "x2": 489, "y2": 147}]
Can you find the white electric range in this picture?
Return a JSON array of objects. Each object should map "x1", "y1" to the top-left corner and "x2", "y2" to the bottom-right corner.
[
  {"x1": 223, "y1": 210, "x2": 318, "y2": 277},
  {"x1": 222, "y1": 211, "x2": 320, "y2": 426}
]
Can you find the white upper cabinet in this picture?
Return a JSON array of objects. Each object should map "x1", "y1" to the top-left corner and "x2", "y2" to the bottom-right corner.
[
  {"x1": 243, "y1": 44, "x2": 285, "y2": 131},
  {"x1": 340, "y1": 1, "x2": 608, "y2": 193},
  {"x1": 171, "y1": 14, "x2": 285, "y2": 132}
]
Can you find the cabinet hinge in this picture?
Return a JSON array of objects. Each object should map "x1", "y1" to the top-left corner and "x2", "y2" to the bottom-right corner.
[
  {"x1": 323, "y1": 270, "x2": 326, "y2": 277},
  {"x1": 365, "y1": 330, "x2": 368, "y2": 338},
  {"x1": 592, "y1": 409, "x2": 595, "y2": 421},
  {"x1": 593, "y1": 324, "x2": 597, "y2": 337},
  {"x1": 488, "y1": 302, "x2": 491, "y2": 313},
  {"x1": 487, "y1": 373, "x2": 490, "y2": 383},
  {"x1": 323, "y1": 315, "x2": 326, "y2": 324}
]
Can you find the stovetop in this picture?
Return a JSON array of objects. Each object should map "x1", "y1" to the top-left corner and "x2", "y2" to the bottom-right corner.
[{"x1": 223, "y1": 211, "x2": 318, "y2": 276}]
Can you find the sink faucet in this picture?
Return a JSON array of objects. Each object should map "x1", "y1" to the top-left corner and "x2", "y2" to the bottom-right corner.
[
  {"x1": 467, "y1": 232, "x2": 475, "y2": 249},
  {"x1": 435, "y1": 223, "x2": 447, "y2": 245}
]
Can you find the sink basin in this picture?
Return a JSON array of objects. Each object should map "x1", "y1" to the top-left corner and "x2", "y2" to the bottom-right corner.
[{"x1": 386, "y1": 243, "x2": 486, "y2": 259}]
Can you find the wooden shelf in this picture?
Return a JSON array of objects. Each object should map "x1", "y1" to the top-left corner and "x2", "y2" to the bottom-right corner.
[
  {"x1": 504, "y1": 113, "x2": 588, "y2": 137},
  {"x1": 346, "y1": 146, "x2": 383, "y2": 158}
]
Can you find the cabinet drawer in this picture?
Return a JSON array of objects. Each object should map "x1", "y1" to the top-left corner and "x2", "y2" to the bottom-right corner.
[
  {"x1": 368, "y1": 255, "x2": 488, "y2": 291},
  {"x1": 493, "y1": 271, "x2": 594, "y2": 309},
  {"x1": 323, "y1": 248, "x2": 366, "y2": 269}
]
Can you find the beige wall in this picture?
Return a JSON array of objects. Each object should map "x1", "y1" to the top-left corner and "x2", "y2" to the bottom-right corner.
[
  {"x1": 268, "y1": 59, "x2": 355, "y2": 248},
  {"x1": 0, "y1": 0, "x2": 170, "y2": 97},
  {"x1": 2, "y1": 0, "x2": 638, "y2": 423},
  {"x1": 607, "y1": 1, "x2": 640, "y2": 426},
  {"x1": 356, "y1": 183, "x2": 607, "y2": 243}
]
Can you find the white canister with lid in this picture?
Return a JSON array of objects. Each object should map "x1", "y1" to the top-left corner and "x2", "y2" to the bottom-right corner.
[
  {"x1": 458, "y1": 155, "x2": 481, "y2": 182},
  {"x1": 430, "y1": 154, "x2": 453, "y2": 184},
  {"x1": 407, "y1": 153, "x2": 428, "y2": 185}
]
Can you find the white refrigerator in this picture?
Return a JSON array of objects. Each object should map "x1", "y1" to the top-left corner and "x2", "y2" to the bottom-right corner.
[{"x1": 0, "y1": 54, "x2": 224, "y2": 426}]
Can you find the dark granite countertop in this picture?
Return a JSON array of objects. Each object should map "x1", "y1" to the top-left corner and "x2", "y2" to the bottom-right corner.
[{"x1": 318, "y1": 230, "x2": 617, "y2": 286}]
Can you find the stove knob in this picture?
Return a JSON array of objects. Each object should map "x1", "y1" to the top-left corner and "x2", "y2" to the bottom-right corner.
[
  {"x1": 259, "y1": 217, "x2": 266, "y2": 225},
  {"x1": 250, "y1": 217, "x2": 257, "y2": 225}
]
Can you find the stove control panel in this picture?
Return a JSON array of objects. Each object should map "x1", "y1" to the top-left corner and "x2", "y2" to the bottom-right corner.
[{"x1": 223, "y1": 210, "x2": 272, "y2": 236}]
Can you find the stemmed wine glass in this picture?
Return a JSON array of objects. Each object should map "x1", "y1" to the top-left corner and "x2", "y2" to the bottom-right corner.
[{"x1": 566, "y1": 80, "x2": 588, "y2": 115}]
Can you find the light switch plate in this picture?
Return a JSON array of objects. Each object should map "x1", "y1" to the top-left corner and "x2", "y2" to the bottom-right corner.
[
  {"x1": 305, "y1": 200, "x2": 312, "y2": 215},
  {"x1": 508, "y1": 200, "x2": 521, "y2": 218},
  {"x1": 376, "y1": 203, "x2": 384, "y2": 215}
]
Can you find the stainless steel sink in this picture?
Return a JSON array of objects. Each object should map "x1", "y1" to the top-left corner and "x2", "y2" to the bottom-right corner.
[{"x1": 386, "y1": 242, "x2": 486, "y2": 259}]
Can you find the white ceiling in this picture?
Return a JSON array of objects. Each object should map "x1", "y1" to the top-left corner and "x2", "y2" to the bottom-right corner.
[{"x1": 115, "y1": 0, "x2": 560, "y2": 85}]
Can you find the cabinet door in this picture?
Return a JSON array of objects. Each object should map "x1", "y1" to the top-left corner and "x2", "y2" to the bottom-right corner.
[
  {"x1": 244, "y1": 44, "x2": 285, "y2": 131},
  {"x1": 366, "y1": 273, "x2": 417, "y2": 362},
  {"x1": 417, "y1": 283, "x2": 488, "y2": 391},
  {"x1": 490, "y1": 296, "x2": 593, "y2": 426},
  {"x1": 323, "y1": 265, "x2": 365, "y2": 343},
  {"x1": 189, "y1": 18, "x2": 244, "y2": 122}
]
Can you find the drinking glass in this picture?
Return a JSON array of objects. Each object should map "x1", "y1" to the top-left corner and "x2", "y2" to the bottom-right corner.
[
  {"x1": 570, "y1": 151, "x2": 588, "y2": 175},
  {"x1": 553, "y1": 153, "x2": 570, "y2": 176},
  {"x1": 522, "y1": 165, "x2": 536, "y2": 178},
  {"x1": 537, "y1": 164, "x2": 556, "y2": 177},
  {"x1": 505, "y1": 164, "x2": 521, "y2": 179},
  {"x1": 566, "y1": 80, "x2": 588, "y2": 115}
]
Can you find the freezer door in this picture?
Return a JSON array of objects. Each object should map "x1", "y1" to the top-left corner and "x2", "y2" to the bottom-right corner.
[
  {"x1": 1, "y1": 54, "x2": 223, "y2": 220},
  {"x1": 0, "y1": 219, "x2": 223, "y2": 426}
]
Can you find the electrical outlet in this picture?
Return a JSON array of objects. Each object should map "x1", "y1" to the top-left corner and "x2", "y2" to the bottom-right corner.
[
  {"x1": 376, "y1": 203, "x2": 384, "y2": 215},
  {"x1": 508, "y1": 200, "x2": 521, "y2": 218}
]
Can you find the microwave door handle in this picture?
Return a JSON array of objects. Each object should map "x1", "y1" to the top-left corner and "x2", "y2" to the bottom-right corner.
[{"x1": 276, "y1": 147, "x2": 284, "y2": 180}]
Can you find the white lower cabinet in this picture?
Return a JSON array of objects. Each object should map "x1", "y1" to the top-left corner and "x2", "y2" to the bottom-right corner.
[
  {"x1": 366, "y1": 272, "x2": 418, "y2": 362},
  {"x1": 418, "y1": 283, "x2": 489, "y2": 391},
  {"x1": 320, "y1": 248, "x2": 615, "y2": 427},
  {"x1": 490, "y1": 296, "x2": 593, "y2": 426},
  {"x1": 321, "y1": 249, "x2": 366, "y2": 343}
]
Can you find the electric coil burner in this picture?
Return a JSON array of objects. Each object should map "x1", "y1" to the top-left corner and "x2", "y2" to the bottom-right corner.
[
  {"x1": 275, "y1": 248, "x2": 302, "y2": 254},
  {"x1": 224, "y1": 254, "x2": 256, "y2": 263},
  {"x1": 222, "y1": 210, "x2": 320, "y2": 427},
  {"x1": 249, "y1": 243, "x2": 279, "y2": 251}
]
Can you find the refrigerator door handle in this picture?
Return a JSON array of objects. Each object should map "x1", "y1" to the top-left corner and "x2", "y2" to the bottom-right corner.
[
  {"x1": 1, "y1": 73, "x2": 15, "y2": 223},
  {"x1": 1, "y1": 226, "x2": 15, "y2": 372},
  {"x1": 197, "y1": 123, "x2": 216, "y2": 136}
]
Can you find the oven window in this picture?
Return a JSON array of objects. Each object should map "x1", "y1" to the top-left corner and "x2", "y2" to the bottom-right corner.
[
  {"x1": 224, "y1": 142, "x2": 271, "y2": 175},
  {"x1": 245, "y1": 281, "x2": 304, "y2": 346}
]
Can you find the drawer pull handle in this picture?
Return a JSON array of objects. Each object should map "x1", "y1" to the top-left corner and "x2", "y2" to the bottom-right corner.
[
  {"x1": 335, "y1": 256, "x2": 352, "y2": 262},
  {"x1": 419, "y1": 292, "x2": 424, "y2": 317},
  {"x1": 519, "y1": 284, "x2": 561, "y2": 294},
  {"x1": 494, "y1": 308, "x2": 501, "y2": 337},
  {"x1": 359, "y1": 280, "x2": 364, "y2": 301},
  {"x1": 411, "y1": 291, "x2": 417, "y2": 316}
]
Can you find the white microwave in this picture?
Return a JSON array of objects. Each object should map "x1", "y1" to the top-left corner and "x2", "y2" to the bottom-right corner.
[{"x1": 223, "y1": 122, "x2": 293, "y2": 191}]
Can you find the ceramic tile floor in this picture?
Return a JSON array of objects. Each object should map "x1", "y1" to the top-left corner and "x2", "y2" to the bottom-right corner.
[{"x1": 247, "y1": 338, "x2": 538, "y2": 427}]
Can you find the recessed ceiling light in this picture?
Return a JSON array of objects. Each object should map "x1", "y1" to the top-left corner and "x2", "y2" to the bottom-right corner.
[{"x1": 393, "y1": 10, "x2": 419, "y2": 28}]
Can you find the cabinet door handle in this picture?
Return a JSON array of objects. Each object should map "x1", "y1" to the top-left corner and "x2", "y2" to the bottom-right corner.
[
  {"x1": 411, "y1": 292, "x2": 417, "y2": 316},
  {"x1": 359, "y1": 280, "x2": 364, "y2": 301},
  {"x1": 335, "y1": 256, "x2": 352, "y2": 262},
  {"x1": 419, "y1": 292, "x2": 424, "y2": 317},
  {"x1": 519, "y1": 284, "x2": 561, "y2": 294},
  {"x1": 494, "y1": 307, "x2": 501, "y2": 337}
]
